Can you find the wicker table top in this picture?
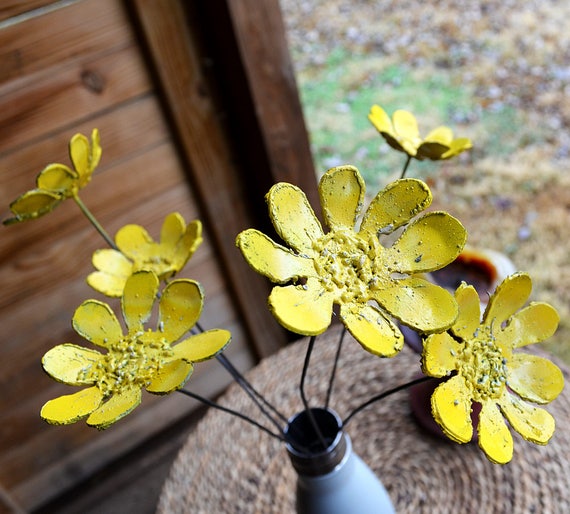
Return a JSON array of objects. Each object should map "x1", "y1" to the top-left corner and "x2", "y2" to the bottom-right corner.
[{"x1": 158, "y1": 325, "x2": 570, "y2": 514}]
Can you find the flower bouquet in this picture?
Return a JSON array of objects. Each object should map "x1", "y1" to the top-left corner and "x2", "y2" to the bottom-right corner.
[{"x1": 3, "y1": 106, "x2": 565, "y2": 512}]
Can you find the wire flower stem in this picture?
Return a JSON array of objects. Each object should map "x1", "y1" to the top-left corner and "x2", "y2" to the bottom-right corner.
[
  {"x1": 342, "y1": 375, "x2": 434, "y2": 427},
  {"x1": 400, "y1": 154, "x2": 413, "y2": 179},
  {"x1": 215, "y1": 353, "x2": 287, "y2": 433},
  {"x1": 325, "y1": 326, "x2": 346, "y2": 409},
  {"x1": 194, "y1": 322, "x2": 287, "y2": 431},
  {"x1": 72, "y1": 194, "x2": 118, "y2": 250},
  {"x1": 299, "y1": 335, "x2": 328, "y2": 450},
  {"x1": 178, "y1": 388, "x2": 286, "y2": 442}
]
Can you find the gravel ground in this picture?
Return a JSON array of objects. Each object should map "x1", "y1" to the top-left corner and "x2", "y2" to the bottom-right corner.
[{"x1": 280, "y1": 0, "x2": 570, "y2": 360}]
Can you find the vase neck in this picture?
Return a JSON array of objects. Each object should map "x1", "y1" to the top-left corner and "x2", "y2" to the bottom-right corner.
[{"x1": 285, "y1": 407, "x2": 349, "y2": 477}]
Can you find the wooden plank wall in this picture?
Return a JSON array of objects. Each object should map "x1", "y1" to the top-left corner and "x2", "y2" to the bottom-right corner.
[{"x1": 0, "y1": 0, "x2": 265, "y2": 510}]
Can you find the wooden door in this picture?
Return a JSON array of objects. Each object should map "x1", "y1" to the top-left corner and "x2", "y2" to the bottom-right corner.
[{"x1": 0, "y1": 0, "x2": 316, "y2": 510}]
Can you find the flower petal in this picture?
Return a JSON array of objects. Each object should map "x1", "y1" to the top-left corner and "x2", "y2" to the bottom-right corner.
[
  {"x1": 431, "y1": 375, "x2": 473, "y2": 443},
  {"x1": 319, "y1": 165, "x2": 365, "y2": 230},
  {"x1": 507, "y1": 353, "x2": 564, "y2": 404},
  {"x1": 498, "y1": 302, "x2": 559, "y2": 349},
  {"x1": 172, "y1": 329, "x2": 231, "y2": 362},
  {"x1": 73, "y1": 300, "x2": 122, "y2": 348},
  {"x1": 88, "y1": 249, "x2": 133, "y2": 297},
  {"x1": 266, "y1": 182, "x2": 323, "y2": 253},
  {"x1": 392, "y1": 109, "x2": 421, "y2": 154},
  {"x1": 384, "y1": 211, "x2": 466, "y2": 273},
  {"x1": 374, "y1": 276, "x2": 458, "y2": 333},
  {"x1": 236, "y1": 229, "x2": 316, "y2": 283},
  {"x1": 87, "y1": 271, "x2": 127, "y2": 298},
  {"x1": 122, "y1": 271, "x2": 159, "y2": 333},
  {"x1": 500, "y1": 393, "x2": 555, "y2": 445},
  {"x1": 340, "y1": 302, "x2": 403, "y2": 357},
  {"x1": 369, "y1": 105, "x2": 406, "y2": 153},
  {"x1": 146, "y1": 359, "x2": 194, "y2": 394},
  {"x1": 89, "y1": 128, "x2": 102, "y2": 170},
  {"x1": 451, "y1": 283, "x2": 481, "y2": 340},
  {"x1": 115, "y1": 223, "x2": 154, "y2": 260},
  {"x1": 417, "y1": 127, "x2": 453, "y2": 160},
  {"x1": 422, "y1": 332, "x2": 462, "y2": 377},
  {"x1": 423, "y1": 126, "x2": 453, "y2": 146},
  {"x1": 268, "y1": 277, "x2": 334, "y2": 335},
  {"x1": 441, "y1": 138, "x2": 472, "y2": 159},
  {"x1": 42, "y1": 344, "x2": 102, "y2": 385},
  {"x1": 87, "y1": 386, "x2": 142, "y2": 429},
  {"x1": 416, "y1": 141, "x2": 449, "y2": 160},
  {"x1": 368, "y1": 104, "x2": 393, "y2": 134},
  {"x1": 37, "y1": 164, "x2": 77, "y2": 192},
  {"x1": 3, "y1": 189, "x2": 63, "y2": 224},
  {"x1": 170, "y1": 218, "x2": 203, "y2": 268},
  {"x1": 477, "y1": 401, "x2": 513, "y2": 464},
  {"x1": 483, "y1": 272, "x2": 531, "y2": 328},
  {"x1": 159, "y1": 279, "x2": 203, "y2": 342},
  {"x1": 360, "y1": 178, "x2": 432, "y2": 236},
  {"x1": 92, "y1": 248, "x2": 133, "y2": 275},
  {"x1": 41, "y1": 387, "x2": 103, "y2": 425},
  {"x1": 160, "y1": 212, "x2": 186, "y2": 246},
  {"x1": 70, "y1": 129, "x2": 101, "y2": 181}
]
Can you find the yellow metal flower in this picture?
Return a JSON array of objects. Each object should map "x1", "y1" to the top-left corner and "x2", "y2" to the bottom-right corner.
[
  {"x1": 422, "y1": 273, "x2": 564, "y2": 464},
  {"x1": 3, "y1": 129, "x2": 101, "y2": 224},
  {"x1": 40, "y1": 270, "x2": 231, "y2": 429},
  {"x1": 87, "y1": 213, "x2": 202, "y2": 297},
  {"x1": 236, "y1": 165, "x2": 466, "y2": 357},
  {"x1": 368, "y1": 105, "x2": 472, "y2": 160}
]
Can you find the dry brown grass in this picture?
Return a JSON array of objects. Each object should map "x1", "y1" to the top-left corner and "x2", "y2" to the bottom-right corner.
[{"x1": 281, "y1": 0, "x2": 570, "y2": 362}]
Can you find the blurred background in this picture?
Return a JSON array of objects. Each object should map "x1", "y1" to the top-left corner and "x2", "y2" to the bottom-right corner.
[{"x1": 281, "y1": 0, "x2": 570, "y2": 362}]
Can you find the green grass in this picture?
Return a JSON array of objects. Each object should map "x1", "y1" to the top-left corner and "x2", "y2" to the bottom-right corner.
[{"x1": 297, "y1": 49, "x2": 545, "y2": 188}]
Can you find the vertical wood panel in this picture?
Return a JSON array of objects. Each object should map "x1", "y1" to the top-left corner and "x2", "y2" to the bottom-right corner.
[{"x1": 129, "y1": 0, "x2": 291, "y2": 357}]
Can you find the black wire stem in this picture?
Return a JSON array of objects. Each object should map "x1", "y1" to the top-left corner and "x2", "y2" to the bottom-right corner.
[
  {"x1": 178, "y1": 388, "x2": 286, "y2": 442},
  {"x1": 400, "y1": 154, "x2": 413, "y2": 179},
  {"x1": 324, "y1": 326, "x2": 347, "y2": 409},
  {"x1": 299, "y1": 335, "x2": 328, "y2": 449},
  {"x1": 342, "y1": 375, "x2": 434, "y2": 427},
  {"x1": 194, "y1": 322, "x2": 287, "y2": 433},
  {"x1": 215, "y1": 353, "x2": 287, "y2": 434}
]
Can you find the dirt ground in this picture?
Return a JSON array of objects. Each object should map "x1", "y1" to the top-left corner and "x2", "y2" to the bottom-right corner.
[{"x1": 280, "y1": 0, "x2": 570, "y2": 362}]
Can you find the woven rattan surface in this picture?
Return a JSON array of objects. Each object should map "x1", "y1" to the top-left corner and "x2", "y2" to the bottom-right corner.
[{"x1": 158, "y1": 325, "x2": 570, "y2": 513}]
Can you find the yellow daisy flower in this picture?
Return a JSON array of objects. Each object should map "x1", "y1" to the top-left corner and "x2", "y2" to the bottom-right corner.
[
  {"x1": 236, "y1": 165, "x2": 466, "y2": 357},
  {"x1": 3, "y1": 129, "x2": 101, "y2": 224},
  {"x1": 422, "y1": 273, "x2": 564, "y2": 464},
  {"x1": 87, "y1": 213, "x2": 202, "y2": 297},
  {"x1": 40, "y1": 270, "x2": 230, "y2": 429},
  {"x1": 368, "y1": 105, "x2": 472, "y2": 161}
]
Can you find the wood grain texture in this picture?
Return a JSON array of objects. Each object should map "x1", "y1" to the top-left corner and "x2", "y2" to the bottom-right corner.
[
  {"x1": 129, "y1": 0, "x2": 292, "y2": 358},
  {"x1": 0, "y1": 0, "x2": 255, "y2": 509},
  {"x1": 0, "y1": 0, "x2": 129, "y2": 83},
  {"x1": 224, "y1": 0, "x2": 319, "y2": 208},
  {"x1": 0, "y1": 0, "x2": 314, "y2": 509},
  {"x1": 0, "y1": 1, "x2": 59, "y2": 23}
]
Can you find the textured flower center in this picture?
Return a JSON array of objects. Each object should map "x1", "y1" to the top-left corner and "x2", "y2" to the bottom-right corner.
[
  {"x1": 458, "y1": 332, "x2": 507, "y2": 401},
  {"x1": 91, "y1": 333, "x2": 173, "y2": 396},
  {"x1": 312, "y1": 229, "x2": 382, "y2": 302}
]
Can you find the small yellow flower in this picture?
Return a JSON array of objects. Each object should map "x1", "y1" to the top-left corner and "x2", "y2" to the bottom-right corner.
[
  {"x1": 40, "y1": 270, "x2": 231, "y2": 429},
  {"x1": 422, "y1": 273, "x2": 564, "y2": 464},
  {"x1": 368, "y1": 105, "x2": 472, "y2": 160},
  {"x1": 87, "y1": 213, "x2": 202, "y2": 297},
  {"x1": 3, "y1": 129, "x2": 101, "y2": 224},
  {"x1": 236, "y1": 165, "x2": 466, "y2": 357}
]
